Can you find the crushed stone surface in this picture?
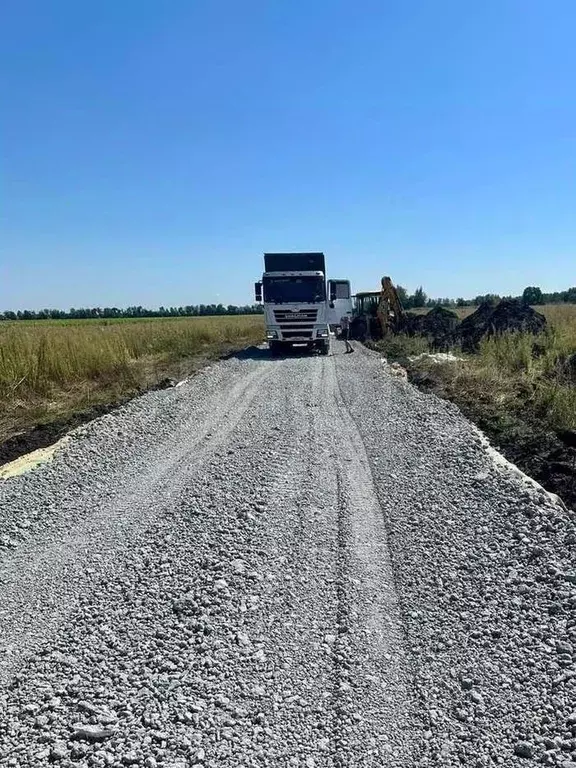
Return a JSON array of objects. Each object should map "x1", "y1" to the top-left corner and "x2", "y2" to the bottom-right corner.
[{"x1": 0, "y1": 341, "x2": 574, "y2": 767}]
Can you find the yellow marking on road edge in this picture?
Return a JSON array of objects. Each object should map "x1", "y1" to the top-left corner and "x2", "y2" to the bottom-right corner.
[{"x1": 0, "y1": 437, "x2": 70, "y2": 480}]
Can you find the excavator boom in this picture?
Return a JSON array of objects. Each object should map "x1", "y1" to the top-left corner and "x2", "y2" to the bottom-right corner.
[{"x1": 378, "y1": 276, "x2": 407, "y2": 336}]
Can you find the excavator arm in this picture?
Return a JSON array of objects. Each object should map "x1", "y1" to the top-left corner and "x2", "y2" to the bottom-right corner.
[{"x1": 377, "y1": 276, "x2": 407, "y2": 337}]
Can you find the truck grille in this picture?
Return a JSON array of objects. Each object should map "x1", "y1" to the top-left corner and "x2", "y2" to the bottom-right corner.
[
  {"x1": 273, "y1": 309, "x2": 318, "y2": 323},
  {"x1": 273, "y1": 309, "x2": 318, "y2": 340}
]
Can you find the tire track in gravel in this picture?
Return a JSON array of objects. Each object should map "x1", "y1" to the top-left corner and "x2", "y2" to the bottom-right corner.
[
  {"x1": 219, "y1": 349, "x2": 413, "y2": 766},
  {"x1": 0, "y1": 362, "x2": 272, "y2": 686},
  {"x1": 323, "y1": 352, "x2": 413, "y2": 766},
  {"x1": 0, "y1": 344, "x2": 415, "y2": 768}
]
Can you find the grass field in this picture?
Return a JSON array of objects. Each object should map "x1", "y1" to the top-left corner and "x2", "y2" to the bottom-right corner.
[{"x1": 0, "y1": 314, "x2": 264, "y2": 445}]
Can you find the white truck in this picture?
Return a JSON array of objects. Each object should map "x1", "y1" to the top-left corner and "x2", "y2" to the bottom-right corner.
[{"x1": 255, "y1": 252, "x2": 331, "y2": 355}]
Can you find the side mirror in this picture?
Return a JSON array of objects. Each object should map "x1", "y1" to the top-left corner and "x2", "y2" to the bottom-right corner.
[
  {"x1": 254, "y1": 282, "x2": 263, "y2": 303},
  {"x1": 329, "y1": 284, "x2": 337, "y2": 302}
]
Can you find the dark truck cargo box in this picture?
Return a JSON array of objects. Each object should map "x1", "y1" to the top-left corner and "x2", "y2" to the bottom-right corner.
[{"x1": 264, "y1": 252, "x2": 325, "y2": 274}]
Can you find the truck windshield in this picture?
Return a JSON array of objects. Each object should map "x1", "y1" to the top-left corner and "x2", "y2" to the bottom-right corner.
[{"x1": 263, "y1": 276, "x2": 326, "y2": 304}]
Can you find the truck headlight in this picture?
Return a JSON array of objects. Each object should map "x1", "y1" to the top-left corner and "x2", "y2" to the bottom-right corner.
[
  {"x1": 317, "y1": 329, "x2": 329, "y2": 338},
  {"x1": 266, "y1": 330, "x2": 278, "y2": 340}
]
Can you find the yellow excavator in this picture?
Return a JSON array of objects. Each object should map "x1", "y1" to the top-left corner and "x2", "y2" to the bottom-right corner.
[{"x1": 350, "y1": 276, "x2": 407, "y2": 341}]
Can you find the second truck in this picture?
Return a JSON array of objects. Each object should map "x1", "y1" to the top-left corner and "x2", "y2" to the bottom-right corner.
[{"x1": 255, "y1": 252, "x2": 344, "y2": 355}]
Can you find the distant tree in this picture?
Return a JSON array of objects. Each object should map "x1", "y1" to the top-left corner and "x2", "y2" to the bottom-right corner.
[
  {"x1": 412, "y1": 286, "x2": 428, "y2": 308},
  {"x1": 522, "y1": 286, "x2": 544, "y2": 305},
  {"x1": 395, "y1": 285, "x2": 409, "y2": 307},
  {"x1": 473, "y1": 294, "x2": 500, "y2": 306},
  {"x1": 456, "y1": 298, "x2": 467, "y2": 307}
]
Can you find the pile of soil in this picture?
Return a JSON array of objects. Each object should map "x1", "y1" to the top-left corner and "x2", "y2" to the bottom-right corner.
[
  {"x1": 459, "y1": 299, "x2": 547, "y2": 351},
  {"x1": 458, "y1": 301, "x2": 497, "y2": 352},
  {"x1": 407, "y1": 306, "x2": 460, "y2": 350}
]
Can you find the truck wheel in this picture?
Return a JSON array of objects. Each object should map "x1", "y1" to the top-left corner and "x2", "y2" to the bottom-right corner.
[
  {"x1": 320, "y1": 341, "x2": 330, "y2": 356},
  {"x1": 269, "y1": 341, "x2": 282, "y2": 356}
]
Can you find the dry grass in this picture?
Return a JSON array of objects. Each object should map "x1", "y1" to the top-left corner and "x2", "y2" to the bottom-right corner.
[{"x1": 0, "y1": 315, "x2": 264, "y2": 442}]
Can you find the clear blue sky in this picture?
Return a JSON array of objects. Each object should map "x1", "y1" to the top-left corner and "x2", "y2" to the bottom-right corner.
[{"x1": 2, "y1": 0, "x2": 575, "y2": 310}]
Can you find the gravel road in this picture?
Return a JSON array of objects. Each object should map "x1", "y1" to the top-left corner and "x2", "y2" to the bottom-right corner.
[{"x1": 0, "y1": 341, "x2": 575, "y2": 768}]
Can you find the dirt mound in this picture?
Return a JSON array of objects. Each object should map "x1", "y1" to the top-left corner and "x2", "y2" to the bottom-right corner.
[
  {"x1": 408, "y1": 306, "x2": 460, "y2": 350},
  {"x1": 460, "y1": 299, "x2": 546, "y2": 351},
  {"x1": 490, "y1": 299, "x2": 547, "y2": 334},
  {"x1": 405, "y1": 312, "x2": 426, "y2": 335}
]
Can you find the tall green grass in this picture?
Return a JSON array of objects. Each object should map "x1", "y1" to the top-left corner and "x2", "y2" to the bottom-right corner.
[
  {"x1": 476, "y1": 321, "x2": 576, "y2": 429},
  {"x1": 0, "y1": 315, "x2": 264, "y2": 435}
]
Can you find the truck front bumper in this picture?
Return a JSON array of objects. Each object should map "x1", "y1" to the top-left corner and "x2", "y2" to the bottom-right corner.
[{"x1": 266, "y1": 327, "x2": 329, "y2": 342}]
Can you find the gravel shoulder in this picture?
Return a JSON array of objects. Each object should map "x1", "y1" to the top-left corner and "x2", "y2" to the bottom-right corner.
[{"x1": 0, "y1": 342, "x2": 574, "y2": 767}]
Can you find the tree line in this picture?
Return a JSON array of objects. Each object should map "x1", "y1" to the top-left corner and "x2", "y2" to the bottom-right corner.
[
  {"x1": 0, "y1": 304, "x2": 265, "y2": 321},
  {"x1": 395, "y1": 285, "x2": 576, "y2": 310},
  {"x1": 2, "y1": 285, "x2": 575, "y2": 321}
]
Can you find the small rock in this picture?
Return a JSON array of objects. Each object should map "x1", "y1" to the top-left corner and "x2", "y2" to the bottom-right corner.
[
  {"x1": 34, "y1": 715, "x2": 49, "y2": 728},
  {"x1": 72, "y1": 725, "x2": 114, "y2": 743},
  {"x1": 50, "y1": 743, "x2": 68, "y2": 761},
  {"x1": 514, "y1": 741, "x2": 534, "y2": 759},
  {"x1": 557, "y1": 641, "x2": 574, "y2": 655}
]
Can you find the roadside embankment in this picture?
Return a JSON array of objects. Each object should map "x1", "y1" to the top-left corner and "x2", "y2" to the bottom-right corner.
[{"x1": 372, "y1": 305, "x2": 576, "y2": 510}]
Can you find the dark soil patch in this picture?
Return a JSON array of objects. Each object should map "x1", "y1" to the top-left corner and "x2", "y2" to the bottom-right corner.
[
  {"x1": 0, "y1": 399, "x2": 133, "y2": 466},
  {"x1": 407, "y1": 306, "x2": 460, "y2": 350}
]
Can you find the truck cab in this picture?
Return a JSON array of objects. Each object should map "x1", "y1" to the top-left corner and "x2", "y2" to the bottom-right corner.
[{"x1": 327, "y1": 279, "x2": 353, "y2": 333}]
